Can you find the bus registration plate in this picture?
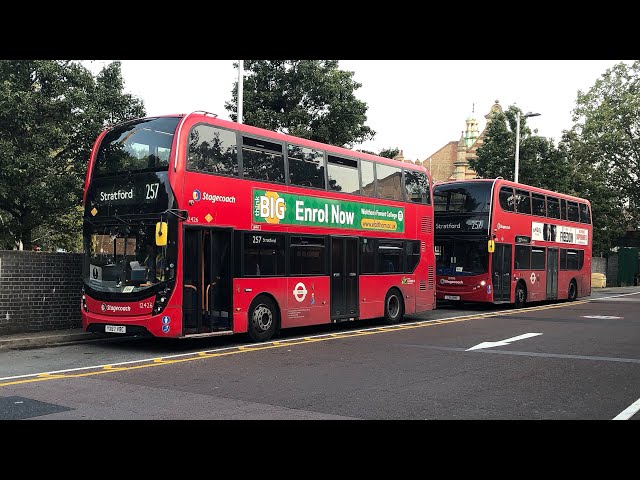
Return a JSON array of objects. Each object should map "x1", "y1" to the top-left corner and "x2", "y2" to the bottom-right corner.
[
  {"x1": 444, "y1": 295, "x2": 460, "y2": 301},
  {"x1": 105, "y1": 325, "x2": 126, "y2": 334}
]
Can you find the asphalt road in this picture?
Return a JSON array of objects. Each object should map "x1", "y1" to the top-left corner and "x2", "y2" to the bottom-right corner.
[{"x1": 0, "y1": 286, "x2": 638, "y2": 420}]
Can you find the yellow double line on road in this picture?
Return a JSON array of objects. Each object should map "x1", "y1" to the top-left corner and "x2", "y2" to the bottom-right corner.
[{"x1": 0, "y1": 299, "x2": 590, "y2": 388}]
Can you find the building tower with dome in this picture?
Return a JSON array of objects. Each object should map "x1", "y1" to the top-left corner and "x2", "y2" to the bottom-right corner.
[{"x1": 394, "y1": 100, "x2": 504, "y2": 183}]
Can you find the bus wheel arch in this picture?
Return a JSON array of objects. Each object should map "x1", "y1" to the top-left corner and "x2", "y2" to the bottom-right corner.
[
  {"x1": 247, "y1": 293, "x2": 280, "y2": 342},
  {"x1": 568, "y1": 279, "x2": 578, "y2": 301},
  {"x1": 514, "y1": 281, "x2": 527, "y2": 308},
  {"x1": 384, "y1": 287, "x2": 405, "y2": 325}
]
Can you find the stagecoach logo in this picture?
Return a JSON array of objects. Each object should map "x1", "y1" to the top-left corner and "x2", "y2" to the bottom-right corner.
[
  {"x1": 192, "y1": 189, "x2": 236, "y2": 204},
  {"x1": 101, "y1": 303, "x2": 131, "y2": 312},
  {"x1": 293, "y1": 282, "x2": 308, "y2": 302},
  {"x1": 440, "y1": 278, "x2": 463, "y2": 285},
  {"x1": 496, "y1": 223, "x2": 511, "y2": 230},
  {"x1": 530, "y1": 272, "x2": 537, "y2": 284}
]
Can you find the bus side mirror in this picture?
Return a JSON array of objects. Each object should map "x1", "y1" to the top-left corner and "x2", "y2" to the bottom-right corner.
[
  {"x1": 156, "y1": 221, "x2": 168, "y2": 246},
  {"x1": 488, "y1": 239, "x2": 495, "y2": 253}
]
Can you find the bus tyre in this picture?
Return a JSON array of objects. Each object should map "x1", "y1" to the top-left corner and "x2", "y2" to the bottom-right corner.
[
  {"x1": 248, "y1": 295, "x2": 278, "y2": 343},
  {"x1": 384, "y1": 288, "x2": 404, "y2": 325},
  {"x1": 514, "y1": 282, "x2": 527, "y2": 309},
  {"x1": 568, "y1": 280, "x2": 578, "y2": 301}
]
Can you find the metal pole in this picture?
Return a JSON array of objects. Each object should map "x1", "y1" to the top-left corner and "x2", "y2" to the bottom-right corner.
[
  {"x1": 238, "y1": 60, "x2": 243, "y2": 124},
  {"x1": 514, "y1": 113, "x2": 521, "y2": 183}
]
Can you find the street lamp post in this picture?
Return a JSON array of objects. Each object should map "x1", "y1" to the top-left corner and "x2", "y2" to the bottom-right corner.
[{"x1": 514, "y1": 111, "x2": 541, "y2": 183}]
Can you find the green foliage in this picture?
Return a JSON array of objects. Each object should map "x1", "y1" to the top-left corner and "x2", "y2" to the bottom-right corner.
[
  {"x1": 571, "y1": 61, "x2": 640, "y2": 231},
  {"x1": 0, "y1": 60, "x2": 145, "y2": 251},
  {"x1": 225, "y1": 60, "x2": 375, "y2": 148},
  {"x1": 377, "y1": 147, "x2": 400, "y2": 159},
  {"x1": 472, "y1": 100, "x2": 631, "y2": 256},
  {"x1": 469, "y1": 107, "x2": 516, "y2": 180}
]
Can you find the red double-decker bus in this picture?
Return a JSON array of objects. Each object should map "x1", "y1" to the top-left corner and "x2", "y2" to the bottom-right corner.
[
  {"x1": 433, "y1": 178, "x2": 592, "y2": 308},
  {"x1": 81, "y1": 111, "x2": 435, "y2": 342}
]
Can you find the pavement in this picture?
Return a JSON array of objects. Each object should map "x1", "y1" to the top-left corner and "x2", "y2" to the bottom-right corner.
[
  {"x1": 0, "y1": 286, "x2": 635, "y2": 350},
  {"x1": 0, "y1": 328, "x2": 111, "y2": 350}
]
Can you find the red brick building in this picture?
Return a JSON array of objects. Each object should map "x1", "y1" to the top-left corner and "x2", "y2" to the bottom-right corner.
[{"x1": 394, "y1": 100, "x2": 504, "y2": 183}]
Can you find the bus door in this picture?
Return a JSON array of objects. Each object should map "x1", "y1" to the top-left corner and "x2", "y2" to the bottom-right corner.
[
  {"x1": 330, "y1": 236, "x2": 359, "y2": 321},
  {"x1": 182, "y1": 227, "x2": 232, "y2": 334},
  {"x1": 492, "y1": 243, "x2": 512, "y2": 302},
  {"x1": 546, "y1": 247, "x2": 558, "y2": 300}
]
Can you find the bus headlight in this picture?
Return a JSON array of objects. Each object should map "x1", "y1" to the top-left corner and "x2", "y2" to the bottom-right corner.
[
  {"x1": 153, "y1": 282, "x2": 174, "y2": 314},
  {"x1": 480, "y1": 280, "x2": 486, "y2": 286}
]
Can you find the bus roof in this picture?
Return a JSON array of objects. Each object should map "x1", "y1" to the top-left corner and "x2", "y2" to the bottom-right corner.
[
  {"x1": 105, "y1": 112, "x2": 428, "y2": 174},
  {"x1": 434, "y1": 178, "x2": 591, "y2": 205}
]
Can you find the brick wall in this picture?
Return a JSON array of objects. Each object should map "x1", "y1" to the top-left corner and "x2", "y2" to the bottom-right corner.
[{"x1": 0, "y1": 251, "x2": 83, "y2": 335}]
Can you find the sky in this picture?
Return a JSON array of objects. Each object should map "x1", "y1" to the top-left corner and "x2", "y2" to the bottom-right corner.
[{"x1": 83, "y1": 60, "x2": 630, "y2": 162}]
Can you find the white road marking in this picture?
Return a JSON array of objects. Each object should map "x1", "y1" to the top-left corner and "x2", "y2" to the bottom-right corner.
[
  {"x1": 466, "y1": 333, "x2": 542, "y2": 351},
  {"x1": 613, "y1": 397, "x2": 640, "y2": 420}
]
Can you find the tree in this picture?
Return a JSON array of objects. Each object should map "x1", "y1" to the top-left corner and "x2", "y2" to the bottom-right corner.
[
  {"x1": 560, "y1": 130, "x2": 628, "y2": 256},
  {"x1": 0, "y1": 60, "x2": 145, "y2": 251},
  {"x1": 377, "y1": 147, "x2": 400, "y2": 159},
  {"x1": 471, "y1": 105, "x2": 563, "y2": 190},
  {"x1": 224, "y1": 60, "x2": 375, "y2": 148},
  {"x1": 571, "y1": 60, "x2": 640, "y2": 230}
]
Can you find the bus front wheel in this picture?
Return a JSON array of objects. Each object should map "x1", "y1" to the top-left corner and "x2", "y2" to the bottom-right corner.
[
  {"x1": 568, "y1": 280, "x2": 578, "y2": 301},
  {"x1": 384, "y1": 288, "x2": 405, "y2": 325},
  {"x1": 514, "y1": 282, "x2": 527, "y2": 309},
  {"x1": 248, "y1": 295, "x2": 278, "y2": 342}
]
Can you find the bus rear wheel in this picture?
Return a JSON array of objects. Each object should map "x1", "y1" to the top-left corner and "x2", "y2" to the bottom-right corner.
[
  {"x1": 568, "y1": 280, "x2": 578, "y2": 301},
  {"x1": 384, "y1": 288, "x2": 405, "y2": 325},
  {"x1": 248, "y1": 295, "x2": 278, "y2": 342},
  {"x1": 514, "y1": 282, "x2": 527, "y2": 309}
]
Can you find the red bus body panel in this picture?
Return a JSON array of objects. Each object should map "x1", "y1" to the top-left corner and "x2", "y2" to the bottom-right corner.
[
  {"x1": 435, "y1": 178, "x2": 592, "y2": 305},
  {"x1": 82, "y1": 113, "x2": 436, "y2": 338}
]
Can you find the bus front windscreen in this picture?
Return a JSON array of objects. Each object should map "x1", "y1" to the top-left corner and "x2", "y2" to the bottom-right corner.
[
  {"x1": 93, "y1": 116, "x2": 181, "y2": 178},
  {"x1": 434, "y1": 182, "x2": 492, "y2": 213},
  {"x1": 436, "y1": 237, "x2": 488, "y2": 276},
  {"x1": 83, "y1": 219, "x2": 177, "y2": 294}
]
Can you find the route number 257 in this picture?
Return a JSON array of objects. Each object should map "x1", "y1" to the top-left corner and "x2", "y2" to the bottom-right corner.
[{"x1": 146, "y1": 183, "x2": 159, "y2": 200}]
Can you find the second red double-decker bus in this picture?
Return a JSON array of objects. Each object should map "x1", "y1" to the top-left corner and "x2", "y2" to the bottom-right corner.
[
  {"x1": 81, "y1": 111, "x2": 436, "y2": 342},
  {"x1": 433, "y1": 178, "x2": 592, "y2": 308}
]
